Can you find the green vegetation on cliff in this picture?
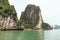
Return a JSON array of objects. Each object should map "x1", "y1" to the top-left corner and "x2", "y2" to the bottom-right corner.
[
  {"x1": 0, "y1": 0, "x2": 18, "y2": 30},
  {"x1": 20, "y1": 4, "x2": 51, "y2": 30},
  {"x1": 20, "y1": 4, "x2": 42, "y2": 28},
  {"x1": 0, "y1": 0, "x2": 17, "y2": 21},
  {"x1": 0, "y1": 0, "x2": 52, "y2": 30},
  {"x1": 41, "y1": 22, "x2": 51, "y2": 30}
]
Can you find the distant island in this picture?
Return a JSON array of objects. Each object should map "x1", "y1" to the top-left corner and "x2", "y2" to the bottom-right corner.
[
  {"x1": 0, "y1": 0, "x2": 53, "y2": 30},
  {"x1": 53, "y1": 24, "x2": 60, "y2": 29}
]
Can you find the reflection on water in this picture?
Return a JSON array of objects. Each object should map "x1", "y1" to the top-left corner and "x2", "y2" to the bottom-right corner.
[
  {"x1": 0, "y1": 30, "x2": 44, "y2": 40},
  {"x1": 0, "y1": 29, "x2": 60, "y2": 40},
  {"x1": 0, "y1": 31, "x2": 23, "y2": 40}
]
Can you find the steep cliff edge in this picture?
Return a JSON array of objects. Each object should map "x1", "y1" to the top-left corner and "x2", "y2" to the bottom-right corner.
[
  {"x1": 20, "y1": 4, "x2": 43, "y2": 29},
  {"x1": 0, "y1": 0, "x2": 52, "y2": 30},
  {"x1": 0, "y1": 0, "x2": 17, "y2": 30}
]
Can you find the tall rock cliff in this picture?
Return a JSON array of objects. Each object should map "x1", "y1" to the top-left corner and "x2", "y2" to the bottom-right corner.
[
  {"x1": 20, "y1": 4, "x2": 43, "y2": 29},
  {"x1": 0, "y1": 0, "x2": 17, "y2": 30}
]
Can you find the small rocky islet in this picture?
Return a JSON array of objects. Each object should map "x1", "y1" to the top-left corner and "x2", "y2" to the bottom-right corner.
[{"x1": 0, "y1": 0, "x2": 52, "y2": 30}]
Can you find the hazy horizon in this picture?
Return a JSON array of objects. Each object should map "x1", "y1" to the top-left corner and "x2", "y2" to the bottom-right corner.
[{"x1": 9, "y1": 0, "x2": 60, "y2": 26}]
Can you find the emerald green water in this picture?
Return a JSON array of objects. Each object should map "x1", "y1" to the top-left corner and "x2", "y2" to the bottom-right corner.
[
  {"x1": 0, "y1": 30, "x2": 44, "y2": 40},
  {"x1": 0, "y1": 30, "x2": 60, "y2": 40}
]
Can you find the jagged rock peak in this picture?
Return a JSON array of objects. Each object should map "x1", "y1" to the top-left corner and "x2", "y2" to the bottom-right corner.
[
  {"x1": 20, "y1": 4, "x2": 43, "y2": 29},
  {"x1": 24, "y1": 4, "x2": 41, "y2": 19}
]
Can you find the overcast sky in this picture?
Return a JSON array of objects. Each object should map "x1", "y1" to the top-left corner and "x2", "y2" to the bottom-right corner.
[{"x1": 9, "y1": 0, "x2": 60, "y2": 26}]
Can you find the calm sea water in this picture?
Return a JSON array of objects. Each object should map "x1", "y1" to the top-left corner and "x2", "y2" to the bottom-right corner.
[
  {"x1": 44, "y1": 29, "x2": 60, "y2": 40},
  {"x1": 0, "y1": 29, "x2": 60, "y2": 40}
]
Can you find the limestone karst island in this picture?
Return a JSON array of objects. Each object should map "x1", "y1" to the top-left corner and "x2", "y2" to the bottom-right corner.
[{"x1": 0, "y1": 0, "x2": 52, "y2": 30}]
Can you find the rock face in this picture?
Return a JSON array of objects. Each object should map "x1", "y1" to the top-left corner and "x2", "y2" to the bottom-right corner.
[
  {"x1": 20, "y1": 4, "x2": 43, "y2": 29},
  {"x1": 0, "y1": 0, "x2": 17, "y2": 30}
]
